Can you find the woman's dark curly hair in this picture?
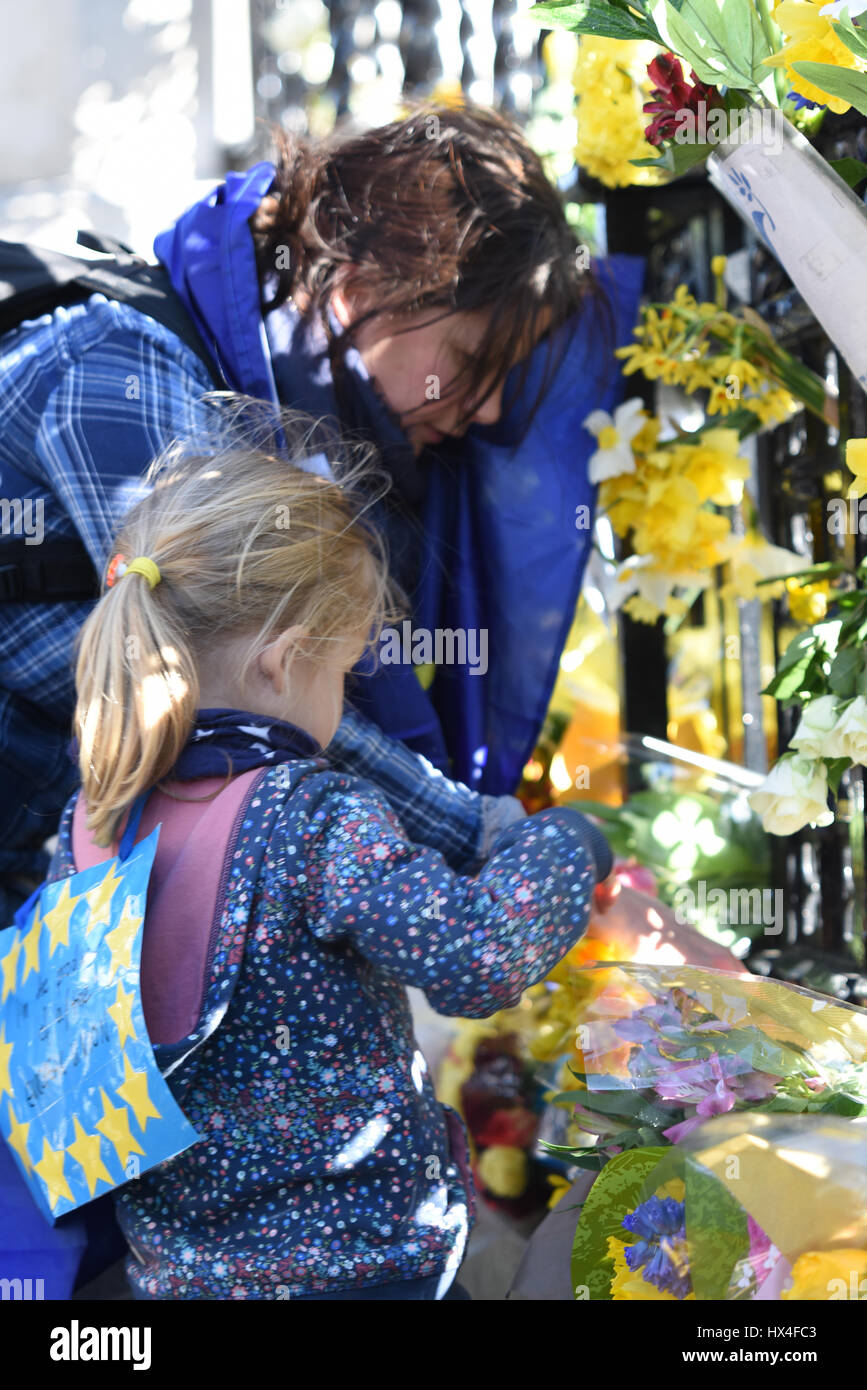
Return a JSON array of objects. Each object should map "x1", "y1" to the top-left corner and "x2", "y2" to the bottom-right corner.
[{"x1": 251, "y1": 97, "x2": 615, "y2": 438}]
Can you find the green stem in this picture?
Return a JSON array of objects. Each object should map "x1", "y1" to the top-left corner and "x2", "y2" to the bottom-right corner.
[{"x1": 754, "y1": 0, "x2": 786, "y2": 107}]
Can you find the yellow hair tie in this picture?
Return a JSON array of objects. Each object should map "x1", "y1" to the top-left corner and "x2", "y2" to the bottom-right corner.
[{"x1": 125, "y1": 556, "x2": 161, "y2": 589}]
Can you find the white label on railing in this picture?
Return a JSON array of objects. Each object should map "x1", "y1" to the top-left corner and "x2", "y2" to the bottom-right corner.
[{"x1": 708, "y1": 124, "x2": 867, "y2": 392}]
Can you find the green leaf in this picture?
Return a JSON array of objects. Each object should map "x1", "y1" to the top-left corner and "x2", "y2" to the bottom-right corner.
[
  {"x1": 830, "y1": 8, "x2": 867, "y2": 63},
  {"x1": 684, "y1": 1157, "x2": 750, "y2": 1300},
  {"x1": 819, "y1": 1090, "x2": 867, "y2": 1116},
  {"x1": 828, "y1": 645, "x2": 863, "y2": 697},
  {"x1": 826, "y1": 755, "x2": 852, "y2": 798},
  {"x1": 829, "y1": 156, "x2": 867, "y2": 190},
  {"x1": 776, "y1": 627, "x2": 820, "y2": 674},
  {"x1": 571, "y1": 1146, "x2": 669, "y2": 1300},
  {"x1": 762, "y1": 652, "x2": 816, "y2": 700},
  {"x1": 790, "y1": 62, "x2": 867, "y2": 118},
  {"x1": 575, "y1": 1087, "x2": 676, "y2": 1129},
  {"x1": 656, "y1": 0, "x2": 774, "y2": 92},
  {"x1": 631, "y1": 141, "x2": 716, "y2": 177},
  {"x1": 528, "y1": 0, "x2": 662, "y2": 41}
]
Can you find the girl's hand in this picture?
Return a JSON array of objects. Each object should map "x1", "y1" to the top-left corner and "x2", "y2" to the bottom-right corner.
[{"x1": 584, "y1": 877, "x2": 744, "y2": 974}]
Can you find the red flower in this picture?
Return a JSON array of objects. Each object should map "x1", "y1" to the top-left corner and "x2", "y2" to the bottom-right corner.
[
  {"x1": 643, "y1": 52, "x2": 724, "y2": 147},
  {"x1": 473, "y1": 1106, "x2": 539, "y2": 1151}
]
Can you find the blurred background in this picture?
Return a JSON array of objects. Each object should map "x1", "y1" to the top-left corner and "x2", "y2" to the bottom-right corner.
[{"x1": 0, "y1": 0, "x2": 566, "y2": 254}]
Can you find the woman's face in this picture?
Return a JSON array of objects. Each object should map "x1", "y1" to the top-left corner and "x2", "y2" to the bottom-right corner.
[{"x1": 331, "y1": 285, "x2": 547, "y2": 457}]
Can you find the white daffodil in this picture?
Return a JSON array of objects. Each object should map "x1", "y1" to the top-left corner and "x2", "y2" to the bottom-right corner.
[
  {"x1": 820, "y1": 0, "x2": 867, "y2": 18},
  {"x1": 583, "y1": 398, "x2": 646, "y2": 484},
  {"x1": 604, "y1": 554, "x2": 711, "y2": 616},
  {"x1": 720, "y1": 533, "x2": 806, "y2": 601}
]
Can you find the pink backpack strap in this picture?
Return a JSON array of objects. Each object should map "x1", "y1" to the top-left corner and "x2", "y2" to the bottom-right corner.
[{"x1": 72, "y1": 767, "x2": 267, "y2": 1046}]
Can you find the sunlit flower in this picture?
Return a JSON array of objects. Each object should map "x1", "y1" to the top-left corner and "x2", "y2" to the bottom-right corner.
[
  {"x1": 786, "y1": 576, "x2": 830, "y2": 623},
  {"x1": 782, "y1": 1248, "x2": 867, "y2": 1299},
  {"x1": 573, "y1": 37, "x2": 668, "y2": 188},
  {"x1": 583, "y1": 398, "x2": 647, "y2": 482},
  {"x1": 748, "y1": 753, "x2": 834, "y2": 834},
  {"x1": 789, "y1": 694, "x2": 842, "y2": 758},
  {"x1": 846, "y1": 437, "x2": 867, "y2": 497},
  {"x1": 763, "y1": 0, "x2": 866, "y2": 113},
  {"x1": 721, "y1": 534, "x2": 806, "y2": 601}
]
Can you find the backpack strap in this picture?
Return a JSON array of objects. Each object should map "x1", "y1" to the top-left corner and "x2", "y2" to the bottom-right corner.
[
  {"x1": 0, "y1": 233, "x2": 226, "y2": 606},
  {"x1": 71, "y1": 767, "x2": 268, "y2": 1046},
  {"x1": 0, "y1": 235, "x2": 222, "y2": 385}
]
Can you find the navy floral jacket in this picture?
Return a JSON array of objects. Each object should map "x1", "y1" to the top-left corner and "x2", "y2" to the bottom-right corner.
[{"x1": 49, "y1": 756, "x2": 601, "y2": 1299}]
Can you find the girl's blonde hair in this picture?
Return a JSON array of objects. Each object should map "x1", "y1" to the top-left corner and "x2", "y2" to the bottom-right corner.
[{"x1": 74, "y1": 398, "x2": 400, "y2": 848}]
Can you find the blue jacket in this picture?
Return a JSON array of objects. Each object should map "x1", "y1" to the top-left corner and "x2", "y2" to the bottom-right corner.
[
  {"x1": 154, "y1": 163, "x2": 645, "y2": 793},
  {"x1": 42, "y1": 755, "x2": 601, "y2": 1298}
]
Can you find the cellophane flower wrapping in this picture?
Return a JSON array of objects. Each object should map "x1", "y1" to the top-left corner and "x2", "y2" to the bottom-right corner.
[
  {"x1": 570, "y1": 1112, "x2": 867, "y2": 1300},
  {"x1": 548, "y1": 962, "x2": 867, "y2": 1163}
]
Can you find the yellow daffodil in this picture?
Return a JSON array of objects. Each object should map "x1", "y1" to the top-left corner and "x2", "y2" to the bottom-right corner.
[
  {"x1": 762, "y1": 0, "x2": 866, "y2": 113},
  {"x1": 573, "y1": 37, "x2": 668, "y2": 188},
  {"x1": 786, "y1": 576, "x2": 830, "y2": 623},
  {"x1": 676, "y1": 430, "x2": 750, "y2": 506},
  {"x1": 846, "y1": 437, "x2": 867, "y2": 498},
  {"x1": 710, "y1": 355, "x2": 763, "y2": 391},
  {"x1": 743, "y1": 386, "x2": 798, "y2": 427},
  {"x1": 782, "y1": 1249, "x2": 867, "y2": 1299}
]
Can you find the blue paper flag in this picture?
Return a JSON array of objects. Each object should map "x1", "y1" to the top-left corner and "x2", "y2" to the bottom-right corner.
[{"x1": 0, "y1": 827, "x2": 199, "y2": 1225}]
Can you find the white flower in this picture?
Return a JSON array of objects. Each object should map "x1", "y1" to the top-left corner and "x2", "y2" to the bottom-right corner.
[
  {"x1": 721, "y1": 533, "x2": 806, "y2": 600},
  {"x1": 604, "y1": 554, "x2": 711, "y2": 616},
  {"x1": 748, "y1": 755, "x2": 834, "y2": 835},
  {"x1": 820, "y1": 0, "x2": 867, "y2": 17},
  {"x1": 822, "y1": 694, "x2": 867, "y2": 765},
  {"x1": 789, "y1": 695, "x2": 842, "y2": 759},
  {"x1": 583, "y1": 398, "x2": 646, "y2": 484}
]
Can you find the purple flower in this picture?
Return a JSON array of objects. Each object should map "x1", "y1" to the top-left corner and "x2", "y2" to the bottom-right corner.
[
  {"x1": 622, "y1": 1195, "x2": 692, "y2": 1298},
  {"x1": 614, "y1": 996, "x2": 683, "y2": 1044},
  {"x1": 657, "y1": 1053, "x2": 778, "y2": 1141},
  {"x1": 787, "y1": 90, "x2": 825, "y2": 111}
]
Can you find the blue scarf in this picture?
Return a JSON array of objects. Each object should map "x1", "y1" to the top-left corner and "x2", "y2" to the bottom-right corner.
[{"x1": 172, "y1": 709, "x2": 321, "y2": 779}]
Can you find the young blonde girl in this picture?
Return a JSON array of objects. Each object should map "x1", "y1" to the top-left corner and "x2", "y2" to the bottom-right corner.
[{"x1": 46, "y1": 407, "x2": 615, "y2": 1301}]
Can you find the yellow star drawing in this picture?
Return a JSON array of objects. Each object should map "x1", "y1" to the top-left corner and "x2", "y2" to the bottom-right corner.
[
  {"x1": 5, "y1": 1099, "x2": 32, "y2": 1174},
  {"x1": 104, "y1": 898, "x2": 143, "y2": 980},
  {"x1": 94, "y1": 1087, "x2": 144, "y2": 1170},
  {"x1": 85, "y1": 861, "x2": 124, "y2": 935},
  {"x1": 20, "y1": 902, "x2": 43, "y2": 985},
  {"x1": 66, "y1": 1116, "x2": 113, "y2": 1197},
  {"x1": 107, "y1": 980, "x2": 137, "y2": 1048},
  {"x1": 0, "y1": 932, "x2": 21, "y2": 1003},
  {"x1": 33, "y1": 1136, "x2": 74, "y2": 1211},
  {"x1": 0, "y1": 1024, "x2": 13, "y2": 1102},
  {"x1": 42, "y1": 878, "x2": 81, "y2": 958},
  {"x1": 116, "y1": 1052, "x2": 161, "y2": 1133}
]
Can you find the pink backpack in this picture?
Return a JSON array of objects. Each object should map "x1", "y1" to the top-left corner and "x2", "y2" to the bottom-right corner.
[{"x1": 71, "y1": 768, "x2": 267, "y2": 1047}]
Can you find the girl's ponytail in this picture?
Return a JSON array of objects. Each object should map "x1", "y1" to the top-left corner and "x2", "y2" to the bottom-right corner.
[
  {"x1": 75, "y1": 551, "x2": 199, "y2": 848},
  {"x1": 72, "y1": 402, "x2": 398, "y2": 851}
]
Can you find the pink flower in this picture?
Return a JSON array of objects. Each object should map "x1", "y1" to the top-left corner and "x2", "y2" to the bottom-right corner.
[{"x1": 656, "y1": 1053, "x2": 778, "y2": 1142}]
